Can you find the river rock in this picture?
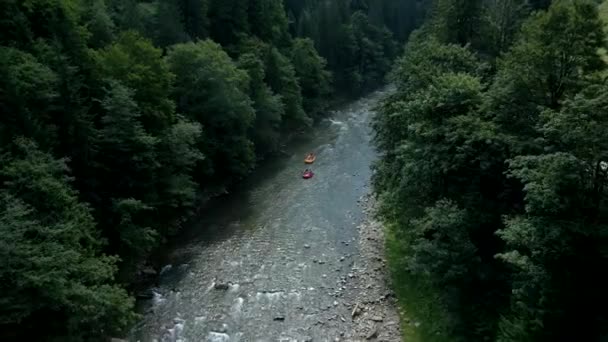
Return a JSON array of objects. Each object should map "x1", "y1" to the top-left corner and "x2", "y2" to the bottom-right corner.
[
  {"x1": 304, "y1": 244, "x2": 311, "y2": 249},
  {"x1": 142, "y1": 267, "x2": 157, "y2": 276},
  {"x1": 370, "y1": 316, "x2": 383, "y2": 322},
  {"x1": 136, "y1": 290, "x2": 155, "y2": 299},
  {"x1": 214, "y1": 282, "x2": 230, "y2": 290},
  {"x1": 207, "y1": 332, "x2": 230, "y2": 342},
  {"x1": 366, "y1": 327, "x2": 378, "y2": 340},
  {"x1": 160, "y1": 264, "x2": 173, "y2": 276}
]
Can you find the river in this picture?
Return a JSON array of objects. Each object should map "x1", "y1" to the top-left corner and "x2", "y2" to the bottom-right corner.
[{"x1": 130, "y1": 89, "x2": 390, "y2": 342}]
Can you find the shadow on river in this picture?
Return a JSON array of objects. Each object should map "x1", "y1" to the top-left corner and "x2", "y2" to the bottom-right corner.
[{"x1": 130, "y1": 89, "x2": 389, "y2": 342}]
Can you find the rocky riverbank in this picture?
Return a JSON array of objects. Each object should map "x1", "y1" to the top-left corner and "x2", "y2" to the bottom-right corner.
[{"x1": 345, "y1": 194, "x2": 402, "y2": 341}]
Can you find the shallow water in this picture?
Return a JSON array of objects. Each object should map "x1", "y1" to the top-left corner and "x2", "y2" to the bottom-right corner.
[{"x1": 131, "y1": 89, "x2": 387, "y2": 342}]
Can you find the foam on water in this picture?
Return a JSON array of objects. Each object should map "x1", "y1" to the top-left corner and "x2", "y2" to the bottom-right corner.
[
  {"x1": 231, "y1": 297, "x2": 244, "y2": 317},
  {"x1": 152, "y1": 291, "x2": 166, "y2": 306},
  {"x1": 159, "y1": 264, "x2": 173, "y2": 276},
  {"x1": 207, "y1": 332, "x2": 230, "y2": 342}
]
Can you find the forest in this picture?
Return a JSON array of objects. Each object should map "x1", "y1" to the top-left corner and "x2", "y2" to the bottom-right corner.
[
  {"x1": 374, "y1": 0, "x2": 608, "y2": 341},
  {"x1": 0, "y1": 0, "x2": 426, "y2": 340}
]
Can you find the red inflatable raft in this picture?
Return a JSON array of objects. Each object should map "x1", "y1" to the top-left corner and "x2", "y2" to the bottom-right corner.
[{"x1": 302, "y1": 171, "x2": 314, "y2": 179}]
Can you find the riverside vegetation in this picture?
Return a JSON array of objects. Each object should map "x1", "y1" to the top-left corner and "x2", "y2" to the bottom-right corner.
[{"x1": 374, "y1": 0, "x2": 608, "y2": 341}]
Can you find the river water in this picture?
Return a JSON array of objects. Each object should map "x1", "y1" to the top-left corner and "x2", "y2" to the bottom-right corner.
[{"x1": 131, "y1": 89, "x2": 387, "y2": 342}]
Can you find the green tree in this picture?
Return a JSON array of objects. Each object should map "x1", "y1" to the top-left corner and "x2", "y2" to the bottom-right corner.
[
  {"x1": 497, "y1": 83, "x2": 608, "y2": 341},
  {"x1": 374, "y1": 1, "x2": 608, "y2": 341},
  {"x1": 350, "y1": 11, "x2": 396, "y2": 92},
  {"x1": 83, "y1": 0, "x2": 116, "y2": 48},
  {"x1": 155, "y1": 0, "x2": 189, "y2": 47},
  {"x1": 0, "y1": 47, "x2": 59, "y2": 147},
  {"x1": 290, "y1": 38, "x2": 332, "y2": 120},
  {"x1": 265, "y1": 46, "x2": 311, "y2": 129},
  {"x1": 248, "y1": 0, "x2": 290, "y2": 45},
  {"x1": 0, "y1": 138, "x2": 135, "y2": 340},
  {"x1": 208, "y1": 0, "x2": 249, "y2": 47},
  {"x1": 154, "y1": 117, "x2": 204, "y2": 233},
  {"x1": 180, "y1": 0, "x2": 210, "y2": 39},
  {"x1": 373, "y1": 35, "x2": 509, "y2": 339},
  {"x1": 407, "y1": 200, "x2": 480, "y2": 289},
  {"x1": 431, "y1": 0, "x2": 484, "y2": 46},
  {"x1": 488, "y1": 0, "x2": 605, "y2": 149},
  {"x1": 95, "y1": 81, "x2": 159, "y2": 260},
  {"x1": 167, "y1": 40, "x2": 256, "y2": 185},
  {"x1": 481, "y1": 0, "x2": 529, "y2": 55},
  {"x1": 94, "y1": 31, "x2": 176, "y2": 133},
  {"x1": 238, "y1": 50, "x2": 284, "y2": 154}
]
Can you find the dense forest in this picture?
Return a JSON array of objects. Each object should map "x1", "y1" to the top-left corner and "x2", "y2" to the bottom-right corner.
[
  {"x1": 374, "y1": 0, "x2": 608, "y2": 341},
  {"x1": 0, "y1": 0, "x2": 426, "y2": 340}
]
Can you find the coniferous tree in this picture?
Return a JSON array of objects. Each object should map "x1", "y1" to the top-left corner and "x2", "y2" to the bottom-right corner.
[{"x1": 0, "y1": 138, "x2": 135, "y2": 340}]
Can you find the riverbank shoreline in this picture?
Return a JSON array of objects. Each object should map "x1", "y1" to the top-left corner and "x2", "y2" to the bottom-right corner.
[{"x1": 347, "y1": 193, "x2": 402, "y2": 340}]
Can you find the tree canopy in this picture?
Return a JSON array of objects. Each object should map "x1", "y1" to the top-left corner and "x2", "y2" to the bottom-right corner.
[{"x1": 374, "y1": 0, "x2": 608, "y2": 340}]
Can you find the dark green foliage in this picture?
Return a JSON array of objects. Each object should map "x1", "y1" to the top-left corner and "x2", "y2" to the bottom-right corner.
[
  {"x1": 82, "y1": 0, "x2": 116, "y2": 48},
  {"x1": 496, "y1": 83, "x2": 608, "y2": 341},
  {"x1": 431, "y1": 0, "x2": 484, "y2": 46},
  {"x1": 290, "y1": 38, "x2": 332, "y2": 120},
  {"x1": 155, "y1": 0, "x2": 190, "y2": 47},
  {"x1": 285, "y1": 0, "x2": 423, "y2": 95},
  {"x1": 95, "y1": 81, "x2": 160, "y2": 259},
  {"x1": 167, "y1": 40, "x2": 256, "y2": 183},
  {"x1": 0, "y1": 0, "x2": 411, "y2": 339},
  {"x1": 94, "y1": 31, "x2": 176, "y2": 132},
  {"x1": 208, "y1": 0, "x2": 249, "y2": 47},
  {"x1": 0, "y1": 47, "x2": 59, "y2": 147},
  {"x1": 265, "y1": 46, "x2": 311, "y2": 129},
  {"x1": 488, "y1": 0, "x2": 605, "y2": 144},
  {"x1": 238, "y1": 50, "x2": 284, "y2": 154},
  {"x1": 349, "y1": 11, "x2": 397, "y2": 91},
  {"x1": 481, "y1": 0, "x2": 529, "y2": 55},
  {"x1": 180, "y1": 0, "x2": 210, "y2": 40},
  {"x1": 407, "y1": 200, "x2": 480, "y2": 287},
  {"x1": 375, "y1": 0, "x2": 608, "y2": 341},
  {"x1": 249, "y1": 0, "x2": 290, "y2": 45},
  {"x1": 0, "y1": 138, "x2": 135, "y2": 340}
]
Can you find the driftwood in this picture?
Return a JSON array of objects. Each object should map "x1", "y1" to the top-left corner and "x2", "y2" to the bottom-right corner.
[{"x1": 352, "y1": 303, "x2": 361, "y2": 318}]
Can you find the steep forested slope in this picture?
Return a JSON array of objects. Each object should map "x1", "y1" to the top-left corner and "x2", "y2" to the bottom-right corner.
[{"x1": 374, "y1": 0, "x2": 608, "y2": 341}]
